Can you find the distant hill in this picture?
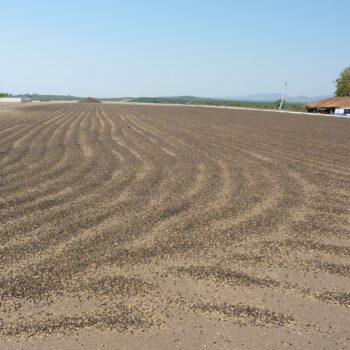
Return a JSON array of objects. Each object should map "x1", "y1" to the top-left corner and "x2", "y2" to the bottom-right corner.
[
  {"x1": 220, "y1": 93, "x2": 332, "y2": 103},
  {"x1": 29, "y1": 93, "x2": 331, "y2": 104},
  {"x1": 100, "y1": 97, "x2": 134, "y2": 102},
  {"x1": 31, "y1": 94, "x2": 82, "y2": 101},
  {"x1": 129, "y1": 96, "x2": 203, "y2": 104},
  {"x1": 21, "y1": 93, "x2": 311, "y2": 112},
  {"x1": 130, "y1": 94, "x2": 332, "y2": 104}
]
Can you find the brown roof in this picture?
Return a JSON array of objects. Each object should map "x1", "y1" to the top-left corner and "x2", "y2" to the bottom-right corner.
[{"x1": 307, "y1": 96, "x2": 350, "y2": 108}]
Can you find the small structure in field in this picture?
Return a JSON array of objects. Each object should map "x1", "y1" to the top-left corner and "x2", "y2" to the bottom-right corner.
[
  {"x1": 306, "y1": 97, "x2": 350, "y2": 116},
  {"x1": 79, "y1": 97, "x2": 101, "y2": 103},
  {"x1": 0, "y1": 97, "x2": 31, "y2": 103}
]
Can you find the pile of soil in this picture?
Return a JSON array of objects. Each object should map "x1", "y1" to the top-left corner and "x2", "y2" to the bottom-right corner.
[{"x1": 79, "y1": 97, "x2": 101, "y2": 103}]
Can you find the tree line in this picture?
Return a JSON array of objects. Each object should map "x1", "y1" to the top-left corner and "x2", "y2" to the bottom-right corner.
[{"x1": 335, "y1": 66, "x2": 350, "y2": 97}]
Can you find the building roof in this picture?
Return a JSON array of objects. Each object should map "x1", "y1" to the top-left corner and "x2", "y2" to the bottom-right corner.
[{"x1": 307, "y1": 96, "x2": 350, "y2": 108}]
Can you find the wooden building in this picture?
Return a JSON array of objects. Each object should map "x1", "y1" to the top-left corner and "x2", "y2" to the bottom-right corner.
[{"x1": 306, "y1": 96, "x2": 350, "y2": 116}]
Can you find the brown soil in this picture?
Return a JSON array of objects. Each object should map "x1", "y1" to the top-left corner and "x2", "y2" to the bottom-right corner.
[{"x1": 0, "y1": 103, "x2": 349, "y2": 349}]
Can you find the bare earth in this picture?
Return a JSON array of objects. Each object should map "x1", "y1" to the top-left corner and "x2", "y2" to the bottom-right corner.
[{"x1": 0, "y1": 103, "x2": 349, "y2": 349}]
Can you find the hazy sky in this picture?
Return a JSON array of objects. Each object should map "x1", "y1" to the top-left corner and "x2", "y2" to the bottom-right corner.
[{"x1": 1, "y1": 0, "x2": 349, "y2": 97}]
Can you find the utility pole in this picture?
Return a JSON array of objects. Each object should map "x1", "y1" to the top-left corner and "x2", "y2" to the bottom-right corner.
[{"x1": 279, "y1": 81, "x2": 287, "y2": 110}]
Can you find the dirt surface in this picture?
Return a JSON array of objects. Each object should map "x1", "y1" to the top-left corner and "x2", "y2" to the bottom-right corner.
[
  {"x1": 0, "y1": 103, "x2": 349, "y2": 349},
  {"x1": 0, "y1": 103, "x2": 31, "y2": 109}
]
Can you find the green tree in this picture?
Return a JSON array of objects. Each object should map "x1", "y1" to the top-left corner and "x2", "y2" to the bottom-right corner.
[
  {"x1": 274, "y1": 99, "x2": 286, "y2": 109},
  {"x1": 335, "y1": 66, "x2": 350, "y2": 96},
  {"x1": 0, "y1": 92, "x2": 7, "y2": 97}
]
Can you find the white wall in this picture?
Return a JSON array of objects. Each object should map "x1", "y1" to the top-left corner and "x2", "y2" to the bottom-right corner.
[
  {"x1": 20, "y1": 97, "x2": 31, "y2": 102},
  {"x1": 0, "y1": 97, "x2": 31, "y2": 103}
]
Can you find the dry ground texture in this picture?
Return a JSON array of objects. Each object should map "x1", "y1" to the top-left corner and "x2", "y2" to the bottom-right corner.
[{"x1": 0, "y1": 103, "x2": 349, "y2": 349}]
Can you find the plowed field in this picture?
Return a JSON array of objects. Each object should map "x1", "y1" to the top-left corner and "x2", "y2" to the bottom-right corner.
[{"x1": 1, "y1": 103, "x2": 349, "y2": 349}]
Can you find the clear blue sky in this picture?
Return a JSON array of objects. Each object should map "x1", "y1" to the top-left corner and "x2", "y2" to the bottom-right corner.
[{"x1": 1, "y1": 0, "x2": 349, "y2": 98}]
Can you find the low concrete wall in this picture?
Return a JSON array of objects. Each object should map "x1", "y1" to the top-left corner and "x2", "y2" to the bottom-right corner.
[
  {"x1": 0, "y1": 97, "x2": 31, "y2": 103},
  {"x1": 0, "y1": 98, "x2": 22, "y2": 103}
]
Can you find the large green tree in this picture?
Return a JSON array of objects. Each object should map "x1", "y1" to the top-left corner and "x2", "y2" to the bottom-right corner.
[{"x1": 335, "y1": 66, "x2": 350, "y2": 96}]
